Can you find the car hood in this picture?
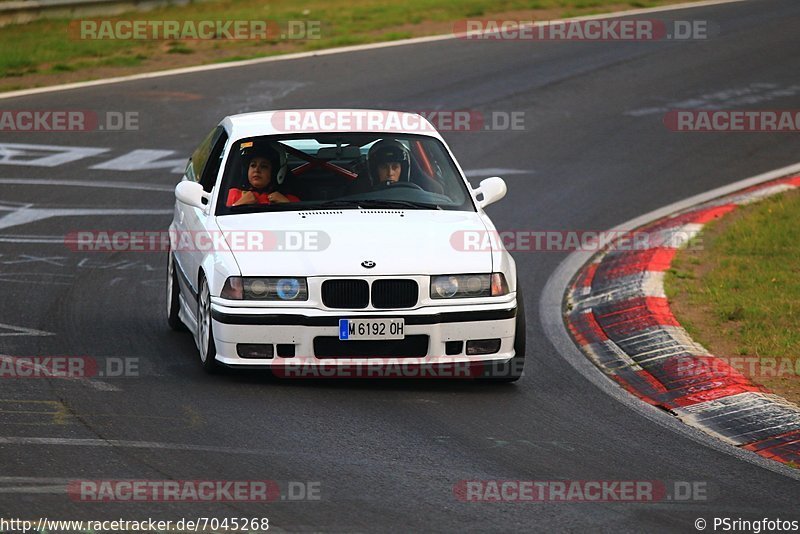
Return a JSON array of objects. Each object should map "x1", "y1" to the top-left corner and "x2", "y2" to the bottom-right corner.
[{"x1": 214, "y1": 209, "x2": 492, "y2": 276}]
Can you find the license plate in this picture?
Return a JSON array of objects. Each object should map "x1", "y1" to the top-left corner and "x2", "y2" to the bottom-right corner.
[{"x1": 339, "y1": 319, "x2": 405, "y2": 340}]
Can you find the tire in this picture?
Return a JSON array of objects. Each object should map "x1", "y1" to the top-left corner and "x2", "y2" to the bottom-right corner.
[
  {"x1": 166, "y1": 250, "x2": 187, "y2": 331},
  {"x1": 197, "y1": 275, "x2": 222, "y2": 373},
  {"x1": 481, "y1": 284, "x2": 526, "y2": 382}
]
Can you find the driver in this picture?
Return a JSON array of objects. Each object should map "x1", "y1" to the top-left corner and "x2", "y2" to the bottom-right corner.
[
  {"x1": 368, "y1": 139, "x2": 411, "y2": 187},
  {"x1": 227, "y1": 141, "x2": 299, "y2": 206}
]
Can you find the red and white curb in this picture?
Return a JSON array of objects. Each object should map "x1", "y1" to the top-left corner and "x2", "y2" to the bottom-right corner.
[{"x1": 565, "y1": 173, "x2": 800, "y2": 466}]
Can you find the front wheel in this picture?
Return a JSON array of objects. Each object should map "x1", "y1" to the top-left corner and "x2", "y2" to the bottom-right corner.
[
  {"x1": 481, "y1": 284, "x2": 525, "y2": 382},
  {"x1": 197, "y1": 275, "x2": 222, "y2": 373}
]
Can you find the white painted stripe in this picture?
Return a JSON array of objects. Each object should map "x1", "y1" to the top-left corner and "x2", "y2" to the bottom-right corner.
[
  {"x1": 618, "y1": 325, "x2": 710, "y2": 357},
  {"x1": 678, "y1": 392, "x2": 800, "y2": 416},
  {"x1": 0, "y1": 178, "x2": 174, "y2": 192},
  {"x1": 90, "y1": 149, "x2": 185, "y2": 173},
  {"x1": 641, "y1": 223, "x2": 704, "y2": 249},
  {"x1": 729, "y1": 183, "x2": 796, "y2": 205},
  {"x1": 0, "y1": 436, "x2": 280, "y2": 456},
  {"x1": 0, "y1": 322, "x2": 54, "y2": 337},
  {"x1": 0, "y1": 485, "x2": 66, "y2": 494},
  {"x1": 634, "y1": 348, "x2": 698, "y2": 366},
  {"x1": 0, "y1": 207, "x2": 173, "y2": 231},
  {"x1": 463, "y1": 168, "x2": 532, "y2": 178},
  {"x1": 571, "y1": 271, "x2": 667, "y2": 310},
  {"x1": 0, "y1": 0, "x2": 747, "y2": 101},
  {"x1": 675, "y1": 392, "x2": 800, "y2": 444},
  {"x1": 0, "y1": 235, "x2": 70, "y2": 244},
  {"x1": 584, "y1": 339, "x2": 643, "y2": 373},
  {"x1": 0, "y1": 476, "x2": 74, "y2": 483},
  {"x1": 0, "y1": 142, "x2": 108, "y2": 166},
  {"x1": 615, "y1": 163, "x2": 800, "y2": 226}
]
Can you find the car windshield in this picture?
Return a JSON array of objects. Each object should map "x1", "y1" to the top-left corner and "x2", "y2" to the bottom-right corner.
[{"x1": 216, "y1": 133, "x2": 475, "y2": 214}]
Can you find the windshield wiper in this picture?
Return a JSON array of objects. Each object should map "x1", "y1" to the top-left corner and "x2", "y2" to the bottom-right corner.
[
  {"x1": 310, "y1": 200, "x2": 365, "y2": 209},
  {"x1": 283, "y1": 199, "x2": 443, "y2": 210},
  {"x1": 356, "y1": 200, "x2": 442, "y2": 210},
  {"x1": 229, "y1": 202, "x2": 304, "y2": 212}
]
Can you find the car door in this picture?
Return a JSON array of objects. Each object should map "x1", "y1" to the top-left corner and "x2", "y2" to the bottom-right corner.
[{"x1": 174, "y1": 126, "x2": 228, "y2": 308}]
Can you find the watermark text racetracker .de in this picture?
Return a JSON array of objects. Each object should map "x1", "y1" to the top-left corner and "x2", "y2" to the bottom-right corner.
[
  {"x1": 0, "y1": 356, "x2": 139, "y2": 378},
  {"x1": 454, "y1": 480, "x2": 711, "y2": 502},
  {"x1": 70, "y1": 19, "x2": 321, "y2": 40},
  {"x1": 664, "y1": 110, "x2": 800, "y2": 132},
  {"x1": 450, "y1": 230, "x2": 698, "y2": 252},
  {"x1": 270, "y1": 109, "x2": 526, "y2": 132},
  {"x1": 667, "y1": 355, "x2": 800, "y2": 380},
  {"x1": 271, "y1": 359, "x2": 512, "y2": 379},
  {"x1": 0, "y1": 110, "x2": 139, "y2": 132},
  {"x1": 65, "y1": 230, "x2": 330, "y2": 252},
  {"x1": 68, "y1": 479, "x2": 321, "y2": 502},
  {"x1": 454, "y1": 18, "x2": 714, "y2": 41}
]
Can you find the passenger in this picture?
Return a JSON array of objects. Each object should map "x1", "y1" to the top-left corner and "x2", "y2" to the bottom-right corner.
[{"x1": 227, "y1": 141, "x2": 299, "y2": 206}]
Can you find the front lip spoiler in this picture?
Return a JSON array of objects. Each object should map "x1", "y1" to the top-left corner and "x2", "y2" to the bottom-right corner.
[{"x1": 211, "y1": 307, "x2": 516, "y2": 326}]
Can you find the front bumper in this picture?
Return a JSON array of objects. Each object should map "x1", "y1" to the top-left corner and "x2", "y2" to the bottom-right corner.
[{"x1": 209, "y1": 298, "x2": 518, "y2": 370}]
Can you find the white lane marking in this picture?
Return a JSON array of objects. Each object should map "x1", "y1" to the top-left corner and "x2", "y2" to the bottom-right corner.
[
  {"x1": 91, "y1": 149, "x2": 186, "y2": 173},
  {"x1": 0, "y1": 322, "x2": 54, "y2": 337},
  {"x1": 0, "y1": 255, "x2": 158, "y2": 271},
  {"x1": 1, "y1": 254, "x2": 64, "y2": 266},
  {"x1": 0, "y1": 477, "x2": 71, "y2": 495},
  {"x1": 0, "y1": 178, "x2": 174, "y2": 192},
  {"x1": 0, "y1": 207, "x2": 172, "y2": 231},
  {"x1": 0, "y1": 143, "x2": 108, "y2": 167},
  {"x1": 0, "y1": 355, "x2": 120, "y2": 391},
  {"x1": 0, "y1": 436, "x2": 280, "y2": 456},
  {"x1": 0, "y1": 201, "x2": 33, "y2": 211},
  {"x1": 0, "y1": 273, "x2": 74, "y2": 285},
  {"x1": 540, "y1": 160, "x2": 800, "y2": 482},
  {"x1": 0, "y1": 0, "x2": 747, "y2": 101},
  {"x1": 0, "y1": 477, "x2": 73, "y2": 483},
  {"x1": 0, "y1": 143, "x2": 185, "y2": 173},
  {"x1": 0, "y1": 235, "x2": 77, "y2": 244},
  {"x1": 463, "y1": 168, "x2": 532, "y2": 177},
  {"x1": 626, "y1": 83, "x2": 800, "y2": 116},
  {"x1": 0, "y1": 484, "x2": 67, "y2": 494}
]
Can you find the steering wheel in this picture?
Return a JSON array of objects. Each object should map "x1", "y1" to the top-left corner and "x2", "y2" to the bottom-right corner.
[{"x1": 383, "y1": 181, "x2": 424, "y2": 190}]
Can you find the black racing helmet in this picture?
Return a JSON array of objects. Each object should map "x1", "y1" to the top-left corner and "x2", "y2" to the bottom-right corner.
[
  {"x1": 368, "y1": 139, "x2": 410, "y2": 183},
  {"x1": 239, "y1": 140, "x2": 288, "y2": 185}
]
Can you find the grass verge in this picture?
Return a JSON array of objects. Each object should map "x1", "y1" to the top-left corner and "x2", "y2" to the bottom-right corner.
[
  {"x1": 665, "y1": 188, "x2": 800, "y2": 406},
  {"x1": 0, "y1": 0, "x2": 693, "y2": 92}
]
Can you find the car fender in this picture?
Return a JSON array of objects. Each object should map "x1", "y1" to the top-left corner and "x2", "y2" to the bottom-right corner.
[
  {"x1": 478, "y1": 213, "x2": 517, "y2": 293},
  {"x1": 199, "y1": 219, "x2": 241, "y2": 298}
]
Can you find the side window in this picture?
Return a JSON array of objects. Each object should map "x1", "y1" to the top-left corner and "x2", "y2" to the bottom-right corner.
[
  {"x1": 188, "y1": 127, "x2": 217, "y2": 183},
  {"x1": 184, "y1": 158, "x2": 196, "y2": 181},
  {"x1": 199, "y1": 130, "x2": 229, "y2": 192}
]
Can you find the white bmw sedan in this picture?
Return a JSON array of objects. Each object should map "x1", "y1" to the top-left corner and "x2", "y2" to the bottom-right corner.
[{"x1": 167, "y1": 109, "x2": 525, "y2": 380}]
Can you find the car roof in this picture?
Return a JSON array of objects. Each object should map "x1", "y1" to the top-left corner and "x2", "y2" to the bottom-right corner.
[{"x1": 222, "y1": 109, "x2": 445, "y2": 142}]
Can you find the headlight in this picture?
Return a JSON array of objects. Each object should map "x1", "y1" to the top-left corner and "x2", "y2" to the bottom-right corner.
[
  {"x1": 430, "y1": 273, "x2": 509, "y2": 298},
  {"x1": 221, "y1": 277, "x2": 308, "y2": 300}
]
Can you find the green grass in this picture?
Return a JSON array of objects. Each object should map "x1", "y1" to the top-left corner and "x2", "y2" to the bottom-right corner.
[
  {"x1": 0, "y1": 0, "x2": 690, "y2": 82},
  {"x1": 167, "y1": 43, "x2": 194, "y2": 54},
  {"x1": 665, "y1": 190, "x2": 800, "y2": 365}
]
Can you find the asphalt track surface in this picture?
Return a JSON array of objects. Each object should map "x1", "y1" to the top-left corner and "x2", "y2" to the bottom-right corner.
[{"x1": 1, "y1": 0, "x2": 799, "y2": 530}]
